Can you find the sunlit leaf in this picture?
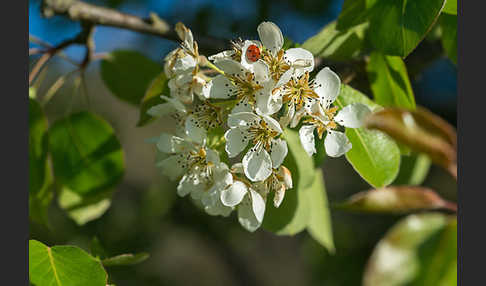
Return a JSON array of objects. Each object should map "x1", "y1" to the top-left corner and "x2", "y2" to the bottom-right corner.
[
  {"x1": 335, "y1": 85, "x2": 401, "y2": 188},
  {"x1": 337, "y1": 186, "x2": 456, "y2": 213},
  {"x1": 262, "y1": 129, "x2": 314, "y2": 234},
  {"x1": 102, "y1": 253, "x2": 150, "y2": 267},
  {"x1": 363, "y1": 213, "x2": 457, "y2": 286},
  {"x1": 364, "y1": 107, "x2": 457, "y2": 178},
  {"x1": 366, "y1": 0, "x2": 446, "y2": 57},
  {"x1": 100, "y1": 50, "x2": 162, "y2": 105},
  {"x1": 49, "y1": 112, "x2": 125, "y2": 195},
  {"x1": 440, "y1": 14, "x2": 457, "y2": 65},
  {"x1": 306, "y1": 171, "x2": 334, "y2": 253},
  {"x1": 301, "y1": 21, "x2": 368, "y2": 61},
  {"x1": 137, "y1": 72, "x2": 170, "y2": 126},
  {"x1": 29, "y1": 240, "x2": 107, "y2": 286},
  {"x1": 442, "y1": 0, "x2": 457, "y2": 15},
  {"x1": 58, "y1": 187, "x2": 113, "y2": 225},
  {"x1": 336, "y1": 0, "x2": 370, "y2": 30},
  {"x1": 366, "y1": 52, "x2": 416, "y2": 109},
  {"x1": 393, "y1": 154, "x2": 431, "y2": 186}
]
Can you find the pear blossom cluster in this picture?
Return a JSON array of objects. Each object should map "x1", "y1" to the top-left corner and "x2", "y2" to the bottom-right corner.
[{"x1": 149, "y1": 22, "x2": 371, "y2": 232}]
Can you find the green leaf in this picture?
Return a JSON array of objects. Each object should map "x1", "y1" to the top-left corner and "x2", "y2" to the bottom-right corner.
[
  {"x1": 29, "y1": 98, "x2": 53, "y2": 226},
  {"x1": 262, "y1": 129, "x2": 315, "y2": 234},
  {"x1": 367, "y1": 0, "x2": 446, "y2": 57},
  {"x1": 336, "y1": 85, "x2": 401, "y2": 187},
  {"x1": 100, "y1": 50, "x2": 162, "y2": 105},
  {"x1": 440, "y1": 14, "x2": 457, "y2": 65},
  {"x1": 29, "y1": 240, "x2": 107, "y2": 286},
  {"x1": 336, "y1": 186, "x2": 456, "y2": 213},
  {"x1": 102, "y1": 253, "x2": 150, "y2": 267},
  {"x1": 306, "y1": 171, "x2": 334, "y2": 253},
  {"x1": 336, "y1": 0, "x2": 370, "y2": 30},
  {"x1": 301, "y1": 21, "x2": 368, "y2": 61},
  {"x1": 58, "y1": 187, "x2": 113, "y2": 225},
  {"x1": 366, "y1": 52, "x2": 416, "y2": 110},
  {"x1": 137, "y1": 72, "x2": 169, "y2": 126},
  {"x1": 363, "y1": 213, "x2": 457, "y2": 286},
  {"x1": 49, "y1": 112, "x2": 124, "y2": 195},
  {"x1": 442, "y1": 0, "x2": 457, "y2": 15},
  {"x1": 393, "y1": 154, "x2": 431, "y2": 185}
]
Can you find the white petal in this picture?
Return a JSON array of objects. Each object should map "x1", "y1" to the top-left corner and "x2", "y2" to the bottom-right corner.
[
  {"x1": 157, "y1": 155, "x2": 186, "y2": 180},
  {"x1": 177, "y1": 173, "x2": 204, "y2": 197},
  {"x1": 147, "y1": 103, "x2": 174, "y2": 117},
  {"x1": 249, "y1": 188, "x2": 265, "y2": 222},
  {"x1": 275, "y1": 69, "x2": 293, "y2": 88},
  {"x1": 324, "y1": 131, "x2": 352, "y2": 157},
  {"x1": 161, "y1": 95, "x2": 187, "y2": 113},
  {"x1": 224, "y1": 128, "x2": 249, "y2": 158},
  {"x1": 270, "y1": 139, "x2": 288, "y2": 168},
  {"x1": 261, "y1": 114, "x2": 283, "y2": 134},
  {"x1": 256, "y1": 81, "x2": 282, "y2": 116},
  {"x1": 202, "y1": 189, "x2": 233, "y2": 217},
  {"x1": 252, "y1": 60, "x2": 270, "y2": 83},
  {"x1": 232, "y1": 98, "x2": 253, "y2": 114},
  {"x1": 205, "y1": 148, "x2": 220, "y2": 165},
  {"x1": 278, "y1": 165, "x2": 293, "y2": 189},
  {"x1": 173, "y1": 55, "x2": 196, "y2": 74},
  {"x1": 214, "y1": 59, "x2": 244, "y2": 76},
  {"x1": 200, "y1": 80, "x2": 212, "y2": 100},
  {"x1": 284, "y1": 48, "x2": 314, "y2": 74},
  {"x1": 334, "y1": 103, "x2": 371, "y2": 128},
  {"x1": 221, "y1": 181, "x2": 248, "y2": 207},
  {"x1": 213, "y1": 163, "x2": 233, "y2": 186},
  {"x1": 273, "y1": 186, "x2": 285, "y2": 208},
  {"x1": 299, "y1": 125, "x2": 317, "y2": 156},
  {"x1": 208, "y1": 50, "x2": 235, "y2": 61},
  {"x1": 243, "y1": 148, "x2": 273, "y2": 182},
  {"x1": 289, "y1": 107, "x2": 307, "y2": 128},
  {"x1": 314, "y1": 67, "x2": 341, "y2": 107},
  {"x1": 237, "y1": 196, "x2": 261, "y2": 232},
  {"x1": 185, "y1": 115, "x2": 207, "y2": 143},
  {"x1": 227, "y1": 112, "x2": 260, "y2": 127},
  {"x1": 279, "y1": 103, "x2": 295, "y2": 128},
  {"x1": 257, "y1": 21, "x2": 284, "y2": 55},
  {"x1": 156, "y1": 133, "x2": 190, "y2": 153},
  {"x1": 209, "y1": 75, "x2": 234, "y2": 99}
]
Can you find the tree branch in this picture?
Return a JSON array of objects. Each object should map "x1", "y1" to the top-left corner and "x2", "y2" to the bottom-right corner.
[{"x1": 41, "y1": 0, "x2": 229, "y2": 53}]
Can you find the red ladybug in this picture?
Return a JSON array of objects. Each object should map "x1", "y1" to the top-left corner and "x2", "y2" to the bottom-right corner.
[{"x1": 246, "y1": 44, "x2": 261, "y2": 62}]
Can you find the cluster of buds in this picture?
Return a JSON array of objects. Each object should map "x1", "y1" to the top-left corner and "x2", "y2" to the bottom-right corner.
[{"x1": 149, "y1": 22, "x2": 371, "y2": 231}]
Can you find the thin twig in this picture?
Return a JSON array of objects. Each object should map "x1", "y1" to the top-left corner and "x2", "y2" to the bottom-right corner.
[{"x1": 41, "y1": 0, "x2": 228, "y2": 53}]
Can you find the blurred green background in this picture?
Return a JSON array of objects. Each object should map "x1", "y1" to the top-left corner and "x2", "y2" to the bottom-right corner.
[{"x1": 29, "y1": 0, "x2": 457, "y2": 285}]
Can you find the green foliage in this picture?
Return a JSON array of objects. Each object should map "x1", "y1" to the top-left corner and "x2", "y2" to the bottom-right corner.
[
  {"x1": 137, "y1": 72, "x2": 170, "y2": 126},
  {"x1": 363, "y1": 213, "x2": 457, "y2": 286},
  {"x1": 29, "y1": 98, "x2": 53, "y2": 226},
  {"x1": 100, "y1": 50, "x2": 162, "y2": 105},
  {"x1": 262, "y1": 129, "x2": 314, "y2": 234},
  {"x1": 440, "y1": 14, "x2": 457, "y2": 65},
  {"x1": 335, "y1": 85, "x2": 401, "y2": 187},
  {"x1": 306, "y1": 171, "x2": 334, "y2": 253},
  {"x1": 58, "y1": 187, "x2": 113, "y2": 225},
  {"x1": 49, "y1": 112, "x2": 125, "y2": 195},
  {"x1": 29, "y1": 240, "x2": 108, "y2": 286},
  {"x1": 337, "y1": 186, "x2": 454, "y2": 213},
  {"x1": 393, "y1": 154, "x2": 431, "y2": 185},
  {"x1": 102, "y1": 253, "x2": 150, "y2": 267},
  {"x1": 366, "y1": 52, "x2": 416, "y2": 109},
  {"x1": 301, "y1": 20, "x2": 368, "y2": 60},
  {"x1": 337, "y1": 0, "x2": 446, "y2": 57},
  {"x1": 442, "y1": 0, "x2": 457, "y2": 15}
]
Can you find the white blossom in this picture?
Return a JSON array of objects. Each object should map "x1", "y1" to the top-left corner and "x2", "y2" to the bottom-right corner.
[
  {"x1": 224, "y1": 112, "x2": 286, "y2": 182},
  {"x1": 298, "y1": 68, "x2": 371, "y2": 157}
]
